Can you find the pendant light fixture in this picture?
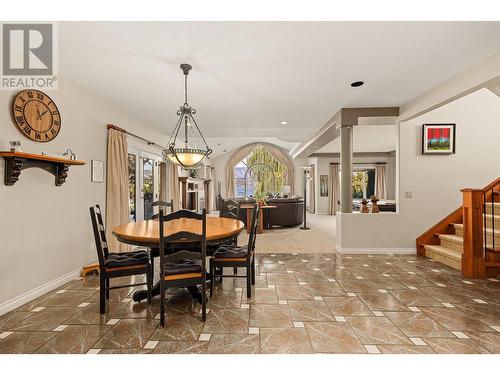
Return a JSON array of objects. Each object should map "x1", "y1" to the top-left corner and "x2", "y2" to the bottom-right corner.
[{"x1": 163, "y1": 63, "x2": 212, "y2": 168}]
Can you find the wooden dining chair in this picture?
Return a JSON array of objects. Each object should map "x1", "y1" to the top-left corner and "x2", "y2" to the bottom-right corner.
[
  {"x1": 89, "y1": 205, "x2": 152, "y2": 314},
  {"x1": 210, "y1": 204, "x2": 259, "y2": 298},
  {"x1": 152, "y1": 199, "x2": 174, "y2": 219},
  {"x1": 218, "y1": 198, "x2": 242, "y2": 275},
  {"x1": 158, "y1": 208, "x2": 208, "y2": 327},
  {"x1": 219, "y1": 198, "x2": 240, "y2": 220}
]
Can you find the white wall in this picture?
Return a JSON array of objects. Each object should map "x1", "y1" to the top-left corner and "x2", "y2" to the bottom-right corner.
[
  {"x1": 337, "y1": 88, "x2": 500, "y2": 252},
  {"x1": 312, "y1": 155, "x2": 396, "y2": 215},
  {"x1": 0, "y1": 76, "x2": 168, "y2": 311}
]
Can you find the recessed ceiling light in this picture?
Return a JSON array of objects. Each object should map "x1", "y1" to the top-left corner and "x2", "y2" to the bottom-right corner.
[
  {"x1": 280, "y1": 121, "x2": 288, "y2": 125},
  {"x1": 350, "y1": 81, "x2": 364, "y2": 88}
]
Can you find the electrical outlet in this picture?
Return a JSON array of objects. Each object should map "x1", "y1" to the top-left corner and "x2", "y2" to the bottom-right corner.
[{"x1": 404, "y1": 191, "x2": 413, "y2": 198}]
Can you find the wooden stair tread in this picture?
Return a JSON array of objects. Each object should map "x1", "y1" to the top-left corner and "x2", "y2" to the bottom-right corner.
[
  {"x1": 454, "y1": 223, "x2": 500, "y2": 234},
  {"x1": 424, "y1": 245, "x2": 462, "y2": 259},
  {"x1": 438, "y1": 234, "x2": 464, "y2": 244}
]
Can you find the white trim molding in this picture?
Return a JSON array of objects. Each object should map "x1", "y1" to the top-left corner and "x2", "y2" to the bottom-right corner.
[
  {"x1": 336, "y1": 247, "x2": 416, "y2": 255},
  {"x1": 0, "y1": 268, "x2": 81, "y2": 316}
]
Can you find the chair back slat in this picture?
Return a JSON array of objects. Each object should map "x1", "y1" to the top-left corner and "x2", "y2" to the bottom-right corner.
[
  {"x1": 89, "y1": 204, "x2": 109, "y2": 266},
  {"x1": 220, "y1": 199, "x2": 240, "y2": 220},
  {"x1": 165, "y1": 209, "x2": 204, "y2": 221},
  {"x1": 158, "y1": 208, "x2": 207, "y2": 277},
  {"x1": 247, "y1": 204, "x2": 259, "y2": 259}
]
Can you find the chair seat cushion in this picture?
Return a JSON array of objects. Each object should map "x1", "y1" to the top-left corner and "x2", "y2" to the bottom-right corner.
[
  {"x1": 105, "y1": 250, "x2": 149, "y2": 268},
  {"x1": 165, "y1": 259, "x2": 202, "y2": 276},
  {"x1": 214, "y1": 244, "x2": 249, "y2": 258}
]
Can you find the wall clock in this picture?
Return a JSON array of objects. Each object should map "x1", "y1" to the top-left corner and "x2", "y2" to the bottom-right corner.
[{"x1": 11, "y1": 89, "x2": 61, "y2": 142}]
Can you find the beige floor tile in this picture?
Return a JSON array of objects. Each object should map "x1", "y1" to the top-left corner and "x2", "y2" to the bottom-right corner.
[
  {"x1": 346, "y1": 316, "x2": 412, "y2": 345},
  {"x1": 423, "y1": 337, "x2": 490, "y2": 354},
  {"x1": 323, "y1": 296, "x2": 373, "y2": 316},
  {"x1": 288, "y1": 300, "x2": 335, "y2": 322},
  {"x1": 202, "y1": 308, "x2": 249, "y2": 333},
  {"x1": 304, "y1": 322, "x2": 366, "y2": 353},
  {"x1": 260, "y1": 328, "x2": 314, "y2": 354},
  {"x1": 249, "y1": 305, "x2": 293, "y2": 328},
  {"x1": 207, "y1": 333, "x2": 260, "y2": 354},
  {"x1": 384, "y1": 311, "x2": 454, "y2": 338}
]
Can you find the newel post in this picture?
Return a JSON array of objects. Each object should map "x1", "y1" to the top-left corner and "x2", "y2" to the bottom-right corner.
[{"x1": 461, "y1": 188, "x2": 485, "y2": 278}]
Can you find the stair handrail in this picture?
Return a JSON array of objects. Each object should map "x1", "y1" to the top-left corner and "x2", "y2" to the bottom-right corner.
[{"x1": 461, "y1": 177, "x2": 500, "y2": 278}]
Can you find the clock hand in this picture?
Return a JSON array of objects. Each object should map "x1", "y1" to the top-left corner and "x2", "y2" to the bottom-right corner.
[
  {"x1": 36, "y1": 107, "x2": 42, "y2": 120},
  {"x1": 40, "y1": 109, "x2": 49, "y2": 118}
]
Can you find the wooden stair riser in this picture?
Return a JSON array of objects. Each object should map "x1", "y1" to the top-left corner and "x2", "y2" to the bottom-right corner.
[
  {"x1": 439, "y1": 237, "x2": 463, "y2": 253},
  {"x1": 424, "y1": 245, "x2": 462, "y2": 271}
]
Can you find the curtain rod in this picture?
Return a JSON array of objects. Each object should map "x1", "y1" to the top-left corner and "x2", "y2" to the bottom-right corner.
[
  {"x1": 329, "y1": 162, "x2": 386, "y2": 165},
  {"x1": 107, "y1": 124, "x2": 165, "y2": 150}
]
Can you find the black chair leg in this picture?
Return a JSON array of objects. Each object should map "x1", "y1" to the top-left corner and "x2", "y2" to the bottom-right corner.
[
  {"x1": 201, "y1": 280, "x2": 207, "y2": 322},
  {"x1": 160, "y1": 282, "x2": 166, "y2": 328},
  {"x1": 99, "y1": 274, "x2": 106, "y2": 314},
  {"x1": 209, "y1": 261, "x2": 214, "y2": 297},
  {"x1": 234, "y1": 267, "x2": 238, "y2": 275},
  {"x1": 246, "y1": 265, "x2": 252, "y2": 298},
  {"x1": 251, "y1": 258, "x2": 256, "y2": 285},
  {"x1": 150, "y1": 251, "x2": 155, "y2": 283},
  {"x1": 105, "y1": 278, "x2": 110, "y2": 299},
  {"x1": 146, "y1": 266, "x2": 152, "y2": 305}
]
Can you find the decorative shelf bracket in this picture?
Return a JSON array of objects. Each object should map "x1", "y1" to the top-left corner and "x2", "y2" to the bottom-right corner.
[{"x1": 0, "y1": 152, "x2": 85, "y2": 186}]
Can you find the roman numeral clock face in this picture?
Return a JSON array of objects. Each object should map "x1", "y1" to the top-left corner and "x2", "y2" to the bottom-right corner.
[{"x1": 11, "y1": 89, "x2": 61, "y2": 142}]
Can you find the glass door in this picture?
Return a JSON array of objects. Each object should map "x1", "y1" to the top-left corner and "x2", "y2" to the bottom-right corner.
[{"x1": 128, "y1": 148, "x2": 163, "y2": 221}]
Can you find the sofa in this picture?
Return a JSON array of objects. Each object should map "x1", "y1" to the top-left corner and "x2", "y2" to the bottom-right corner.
[{"x1": 222, "y1": 196, "x2": 304, "y2": 227}]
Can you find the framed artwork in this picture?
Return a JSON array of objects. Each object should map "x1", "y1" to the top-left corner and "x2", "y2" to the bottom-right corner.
[
  {"x1": 91, "y1": 160, "x2": 104, "y2": 182},
  {"x1": 422, "y1": 124, "x2": 456, "y2": 155},
  {"x1": 320, "y1": 175, "x2": 329, "y2": 197}
]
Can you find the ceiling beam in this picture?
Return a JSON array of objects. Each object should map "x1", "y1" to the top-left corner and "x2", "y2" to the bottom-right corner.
[
  {"x1": 292, "y1": 107, "x2": 399, "y2": 159},
  {"x1": 399, "y1": 50, "x2": 500, "y2": 122}
]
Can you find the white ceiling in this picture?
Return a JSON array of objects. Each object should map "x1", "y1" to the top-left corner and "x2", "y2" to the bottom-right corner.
[
  {"x1": 315, "y1": 125, "x2": 396, "y2": 153},
  {"x1": 58, "y1": 22, "x2": 500, "y2": 154}
]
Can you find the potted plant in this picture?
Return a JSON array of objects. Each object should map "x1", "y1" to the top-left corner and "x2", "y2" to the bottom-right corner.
[{"x1": 254, "y1": 184, "x2": 267, "y2": 206}]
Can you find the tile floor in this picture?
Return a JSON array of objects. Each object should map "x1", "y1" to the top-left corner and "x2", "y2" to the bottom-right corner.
[{"x1": 2, "y1": 253, "x2": 500, "y2": 354}]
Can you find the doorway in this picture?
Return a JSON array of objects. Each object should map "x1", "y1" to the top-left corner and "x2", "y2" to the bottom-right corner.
[{"x1": 128, "y1": 148, "x2": 164, "y2": 221}]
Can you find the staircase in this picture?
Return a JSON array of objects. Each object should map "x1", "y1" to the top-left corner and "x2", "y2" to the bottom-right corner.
[{"x1": 416, "y1": 179, "x2": 500, "y2": 278}]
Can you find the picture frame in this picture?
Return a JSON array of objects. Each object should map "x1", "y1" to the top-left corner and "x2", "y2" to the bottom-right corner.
[
  {"x1": 91, "y1": 160, "x2": 104, "y2": 182},
  {"x1": 320, "y1": 175, "x2": 329, "y2": 197},
  {"x1": 422, "y1": 123, "x2": 456, "y2": 155}
]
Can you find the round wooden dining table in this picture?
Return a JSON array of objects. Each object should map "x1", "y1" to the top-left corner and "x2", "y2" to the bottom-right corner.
[{"x1": 112, "y1": 216, "x2": 245, "y2": 302}]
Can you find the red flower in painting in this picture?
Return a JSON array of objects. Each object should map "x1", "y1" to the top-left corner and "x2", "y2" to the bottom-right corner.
[{"x1": 441, "y1": 128, "x2": 450, "y2": 139}]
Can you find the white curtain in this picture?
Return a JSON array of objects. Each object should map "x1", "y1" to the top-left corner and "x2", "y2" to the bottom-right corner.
[
  {"x1": 328, "y1": 164, "x2": 340, "y2": 215},
  {"x1": 225, "y1": 142, "x2": 295, "y2": 197},
  {"x1": 167, "y1": 160, "x2": 180, "y2": 210},
  {"x1": 375, "y1": 164, "x2": 387, "y2": 199},
  {"x1": 105, "y1": 128, "x2": 130, "y2": 252}
]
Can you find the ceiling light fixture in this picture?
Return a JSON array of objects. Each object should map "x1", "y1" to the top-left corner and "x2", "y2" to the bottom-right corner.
[
  {"x1": 350, "y1": 81, "x2": 364, "y2": 88},
  {"x1": 280, "y1": 121, "x2": 288, "y2": 125},
  {"x1": 163, "y1": 64, "x2": 212, "y2": 168}
]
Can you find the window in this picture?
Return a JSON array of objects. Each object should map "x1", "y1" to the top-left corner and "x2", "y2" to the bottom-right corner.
[
  {"x1": 233, "y1": 145, "x2": 286, "y2": 198},
  {"x1": 143, "y1": 157, "x2": 155, "y2": 220},
  {"x1": 352, "y1": 169, "x2": 375, "y2": 199},
  {"x1": 128, "y1": 153, "x2": 136, "y2": 222}
]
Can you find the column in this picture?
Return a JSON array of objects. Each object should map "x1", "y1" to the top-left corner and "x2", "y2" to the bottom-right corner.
[{"x1": 340, "y1": 125, "x2": 353, "y2": 213}]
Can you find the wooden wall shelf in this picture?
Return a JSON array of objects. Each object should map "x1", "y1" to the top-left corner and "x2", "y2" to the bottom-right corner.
[{"x1": 0, "y1": 151, "x2": 86, "y2": 186}]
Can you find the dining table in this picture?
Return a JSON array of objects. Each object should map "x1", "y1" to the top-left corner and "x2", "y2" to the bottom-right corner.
[{"x1": 112, "y1": 216, "x2": 245, "y2": 302}]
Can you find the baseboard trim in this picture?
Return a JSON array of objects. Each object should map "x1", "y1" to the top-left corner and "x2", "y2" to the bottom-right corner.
[
  {"x1": 336, "y1": 247, "x2": 416, "y2": 255},
  {"x1": 0, "y1": 268, "x2": 81, "y2": 316}
]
